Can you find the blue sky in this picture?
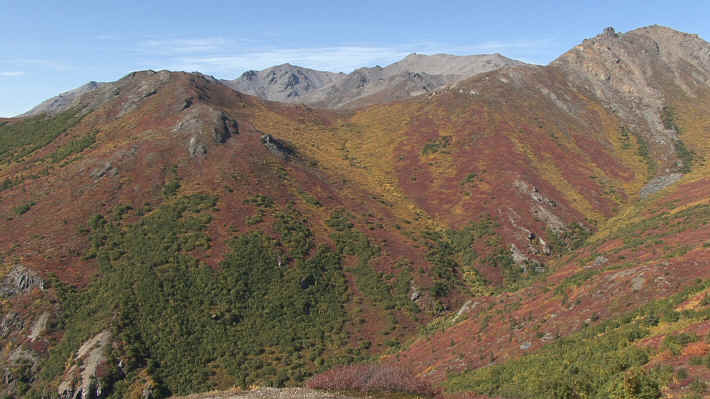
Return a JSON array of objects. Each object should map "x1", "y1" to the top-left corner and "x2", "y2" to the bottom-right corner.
[{"x1": 1, "y1": 0, "x2": 708, "y2": 116}]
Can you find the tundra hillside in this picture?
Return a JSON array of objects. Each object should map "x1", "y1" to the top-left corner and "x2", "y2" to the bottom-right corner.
[{"x1": 2, "y1": 25, "x2": 710, "y2": 399}]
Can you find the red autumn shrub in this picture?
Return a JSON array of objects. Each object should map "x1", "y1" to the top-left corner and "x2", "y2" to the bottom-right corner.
[{"x1": 306, "y1": 363, "x2": 437, "y2": 396}]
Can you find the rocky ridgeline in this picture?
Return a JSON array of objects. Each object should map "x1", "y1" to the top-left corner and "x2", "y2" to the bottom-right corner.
[
  {"x1": 553, "y1": 25, "x2": 710, "y2": 174},
  {"x1": 223, "y1": 53, "x2": 523, "y2": 109}
]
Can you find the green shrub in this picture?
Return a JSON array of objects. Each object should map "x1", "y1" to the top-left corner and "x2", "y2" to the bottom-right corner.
[
  {"x1": 49, "y1": 130, "x2": 97, "y2": 163},
  {"x1": 446, "y1": 281, "x2": 710, "y2": 399},
  {"x1": 244, "y1": 194, "x2": 274, "y2": 208},
  {"x1": 13, "y1": 201, "x2": 35, "y2": 215},
  {"x1": 162, "y1": 180, "x2": 181, "y2": 197},
  {"x1": 663, "y1": 333, "x2": 698, "y2": 355},
  {"x1": 42, "y1": 194, "x2": 351, "y2": 396},
  {"x1": 674, "y1": 138, "x2": 695, "y2": 174},
  {"x1": 273, "y1": 207, "x2": 314, "y2": 258},
  {"x1": 422, "y1": 136, "x2": 452, "y2": 155}
]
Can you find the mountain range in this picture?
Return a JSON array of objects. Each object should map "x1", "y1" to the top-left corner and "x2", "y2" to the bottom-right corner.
[
  {"x1": 2, "y1": 24, "x2": 710, "y2": 399},
  {"x1": 222, "y1": 53, "x2": 523, "y2": 109}
]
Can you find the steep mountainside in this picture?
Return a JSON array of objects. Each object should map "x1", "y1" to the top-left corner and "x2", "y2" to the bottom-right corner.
[
  {"x1": 224, "y1": 53, "x2": 523, "y2": 109},
  {"x1": 1, "y1": 25, "x2": 710, "y2": 399},
  {"x1": 552, "y1": 25, "x2": 710, "y2": 174}
]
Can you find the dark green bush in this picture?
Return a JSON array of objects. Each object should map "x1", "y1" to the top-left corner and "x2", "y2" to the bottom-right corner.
[
  {"x1": 49, "y1": 130, "x2": 97, "y2": 163},
  {"x1": 13, "y1": 201, "x2": 35, "y2": 215},
  {"x1": 42, "y1": 194, "x2": 351, "y2": 396},
  {"x1": 0, "y1": 108, "x2": 83, "y2": 163}
]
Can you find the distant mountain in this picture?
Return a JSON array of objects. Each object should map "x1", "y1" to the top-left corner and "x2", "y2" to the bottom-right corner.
[
  {"x1": 383, "y1": 52, "x2": 523, "y2": 76},
  {"x1": 222, "y1": 63, "x2": 343, "y2": 103},
  {"x1": 223, "y1": 53, "x2": 524, "y2": 109}
]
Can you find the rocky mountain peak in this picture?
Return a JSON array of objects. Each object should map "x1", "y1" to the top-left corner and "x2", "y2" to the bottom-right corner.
[
  {"x1": 552, "y1": 25, "x2": 710, "y2": 174},
  {"x1": 223, "y1": 64, "x2": 342, "y2": 103}
]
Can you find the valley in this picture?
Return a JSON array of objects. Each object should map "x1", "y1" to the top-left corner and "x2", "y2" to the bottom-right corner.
[{"x1": 1, "y1": 24, "x2": 710, "y2": 399}]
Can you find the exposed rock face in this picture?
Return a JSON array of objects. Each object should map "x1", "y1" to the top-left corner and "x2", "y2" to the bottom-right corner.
[
  {"x1": 28, "y1": 311, "x2": 50, "y2": 342},
  {"x1": 173, "y1": 105, "x2": 239, "y2": 158},
  {"x1": 0, "y1": 312, "x2": 23, "y2": 338},
  {"x1": 188, "y1": 136, "x2": 208, "y2": 158},
  {"x1": 21, "y1": 70, "x2": 178, "y2": 119},
  {"x1": 552, "y1": 25, "x2": 710, "y2": 173},
  {"x1": 631, "y1": 274, "x2": 646, "y2": 291},
  {"x1": 117, "y1": 70, "x2": 172, "y2": 117},
  {"x1": 0, "y1": 265, "x2": 44, "y2": 298},
  {"x1": 22, "y1": 81, "x2": 108, "y2": 116},
  {"x1": 409, "y1": 286, "x2": 421, "y2": 302},
  {"x1": 531, "y1": 205, "x2": 566, "y2": 234},
  {"x1": 224, "y1": 53, "x2": 523, "y2": 109},
  {"x1": 261, "y1": 134, "x2": 295, "y2": 160},
  {"x1": 4, "y1": 347, "x2": 39, "y2": 388},
  {"x1": 215, "y1": 113, "x2": 239, "y2": 143},
  {"x1": 587, "y1": 255, "x2": 609, "y2": 269},
  {"x1": 510, "y1": 243, "x2": 529, "y2": 265},
  {"x1": 453, "y1": 300, "x2": 478, "y2": 322},
  {"x1": 640, "y1": 173, "x2": 683, "y2": 198},
  {"x1": 514, "y1": 179, "x2": 557, "y2": 209},
  {"x1": 90, "y1": 162, "x2": 117, "y2": 180},
  {"x1": 58, "y1": 331, "x2": 112, "y2": 399},
  {"x1": 513, "y1": 179, "x2": 566, "y2": 233}
]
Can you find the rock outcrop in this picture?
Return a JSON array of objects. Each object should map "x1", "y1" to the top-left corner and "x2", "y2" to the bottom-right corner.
[
  {"x1": 58, "y1": 331, "x2": 112, "y2": 399},
  {"x1": 22, "y1": 81, "x2": 108, "y2": 117},
  {"x1": 640, "y1": 173, "x2": 683, "y2": 198},
  {"x1": 0, "y1": 312, "x2": 23, "y2": 338},
  {"x1": 173, "y1": 105, "x2": 239, "y2": 158},
  {"x1": 0, "y1": 265, "x2": 44, "y2": 298},
  {"x1": 261, "y1": 134, "x2": 295, "y2": 160}
]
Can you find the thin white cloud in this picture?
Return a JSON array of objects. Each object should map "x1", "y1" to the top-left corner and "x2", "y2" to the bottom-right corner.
[
  {"x1": 138, "y1": 38, "x2": 229, "y2": 54},
  {"x1": 463, "y1": 39, "x2": 554, "y2": 52},
  {"x1": 135, "y1": 36, "x2": 556, "y2": 77},
  {"x1": 0, "y1": 71, "x2": 24, "y2": 77},
  {"x1": 169, "y1": 46, "x2": 410, "y2": 75},
  {"x1": 0, "y1": 58, "x2": 72, "y2": 71},
  {"x1": 96, "y1": 34, "x2": 118, "y2": 40}
]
